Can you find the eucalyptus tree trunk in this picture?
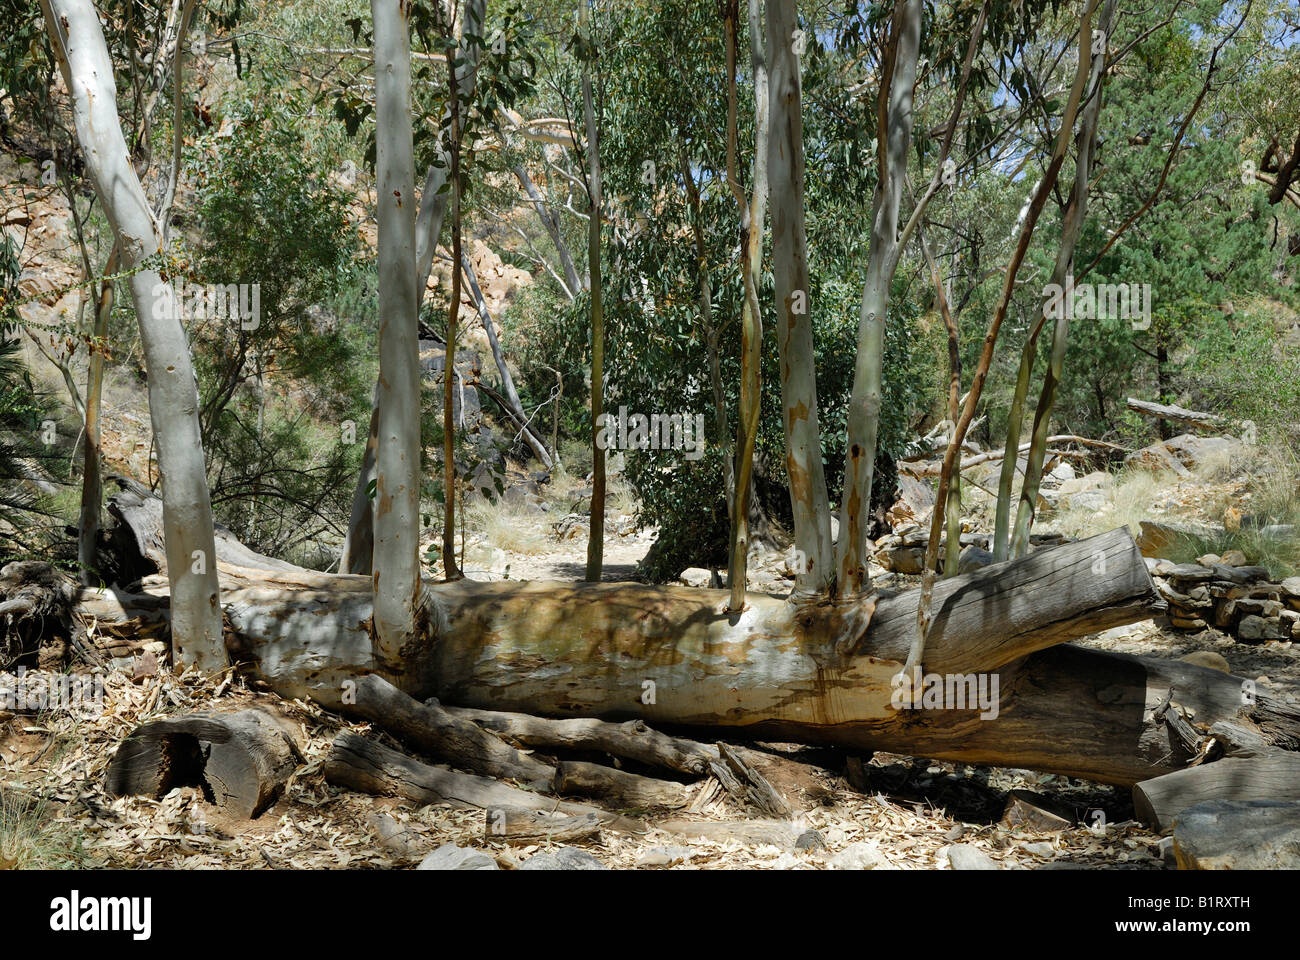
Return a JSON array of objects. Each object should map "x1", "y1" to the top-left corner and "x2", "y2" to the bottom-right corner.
[
  {"x1": 725, "y1": 0, "x2": 768, "y2": 611},
  {"x1": 835, "y1": 0, "x2": 921, "y2": 597},
  {"x1": 42, "y1": 0, "x2": 224, "y2": 672},
  {"x1": 918, "y1": 230, "x2": 962, "y2": 577},
  {"x1": 1009, "y1": 0, "x2": 1117, "y2": 559},
  {"x1": 370, "y1": 0, "x2": 424, "y2": 665},
  {"x1": 992, "y1": 332, "x2": 1041, "y2": 561},
  {"x1": 765, "y1": 0, "x2": 831, "y2": 595},
  {"x1": 339, "y1": 0, "x2": 486, "y2": 576},
  {"x1": 77, "y1": 246, "x2": 117, "y2": 586},
  {"x1": 581, "y1": 0, "x2": 607, "y2": 583},
  {"x1": 511, "y1": 163, "x2": 582, "y2": 299},
  {"x1": 908, "y1": 0, "x2": 1099, "y2": 682},
  {"x1": 442, "y1": 31, "x2": 465, "y2": 581}
]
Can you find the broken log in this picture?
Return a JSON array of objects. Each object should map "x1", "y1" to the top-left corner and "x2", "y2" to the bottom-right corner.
[
  {"x1": 484, "y1": 807, "x2": 604, "y2": 844},
  {"x1": 440, "y1": 705, "x2": 716, "y2": 775},
  {"x1": 1172, "y1": 800, "x2": 1300, "y2": 869},
  {"x1": 712, "y1": 743, "x2": 792, "y2": 819},
  {"x1": 553, "y1": 760, "x2": 691, "y2": 809},
  {"x1": 105, "y1": 708, "x2": 302, "y2": 818},
  {"x1": 324, "y1": 730, "x2": 646, "y2": 834},
  {"x1": 1125, "y1": 397, "x2": 1226, "y2": 430},
  {"x1": 98, "y1": 492, "x2": 1300, "y2": 786},
  {"x1": 1132, "y1": 752, "x2": 1300, "y2": 830},
  {"x1": 343, "y1": 674, "x2": 553, "y2": 786}
]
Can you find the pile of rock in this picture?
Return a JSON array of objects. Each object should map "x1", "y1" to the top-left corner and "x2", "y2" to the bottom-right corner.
[{"x1": 1149, "y1": 555, "x2": 1300, "y2": 640}]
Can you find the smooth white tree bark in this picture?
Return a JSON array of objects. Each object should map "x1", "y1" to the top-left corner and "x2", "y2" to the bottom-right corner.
[
  {"x1": 42, "y1": 0, "x2": 224, "y2": 671},
  {"x1": 370, "y1": 0, "x2": 423, "y2": 665},
  {"x1": 766, "y1": 0, "x2": 832, "y2": 594}
]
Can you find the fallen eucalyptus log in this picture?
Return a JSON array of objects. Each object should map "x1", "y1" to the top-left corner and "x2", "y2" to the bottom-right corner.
[
  {"x1": 1125, "y1": 397, "x2": 1226, "y2": 430},
  {"x1": 324, "y1": 730, "x2": 646, "y2": 835},
  {"x1": 1171, "y1": 799, "x2": 1300, "y2": 869},
  {"x1": 553, "y1": 760, "x2": 691, "y2": 809},
  {"x1": 1132, "y1": 752, "x2": 1300, "y2": 830},
  {"x1": 105, "y1": 708, "x2": 302, "y2": 818},
  {"x1": 98, "y1": 495, "x2": 1300, "y2": 785},
  {"x1": 343, "y1": 674, "x2": 553, "y2": 786}
]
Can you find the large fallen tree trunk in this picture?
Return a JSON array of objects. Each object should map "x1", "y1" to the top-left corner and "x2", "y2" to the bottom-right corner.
[{"x1": 85, "y1": 493, "x2": 1300, "y2": 786}]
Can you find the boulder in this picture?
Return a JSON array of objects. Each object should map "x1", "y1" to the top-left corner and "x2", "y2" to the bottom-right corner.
[
  {"x1": 945, "y1": 844, "x2": 999, "y2": 870},
  {"x1": 417, "y1": 843, "x2": 499, "y2": 871},
  {"x1": 519, "y1": 846, "x2": 609, "y2": 870}
]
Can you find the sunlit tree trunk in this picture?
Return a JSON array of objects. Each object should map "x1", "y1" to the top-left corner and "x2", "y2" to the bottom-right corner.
[
  {"x1": 370, "y1": 0, "x2": 424, "y2": 665},
  {"x1": 340, "y1": 0, "x2": 486, "y2": 576},
  {"x1": 835, "y1": 0, "x2": 921, "y2": 597},
  {"x1": 765, "y1": 0, "x2": 831, "y2": 595},
  {"x1": 581, "y1": 0, "x2": 607, "y2": 583},
  {"x1": 43, "y1": 0, "x2": 224, "y2": 671},
  {"x1": 725, "y1": 0, "x2": 768, "y2": 611}
]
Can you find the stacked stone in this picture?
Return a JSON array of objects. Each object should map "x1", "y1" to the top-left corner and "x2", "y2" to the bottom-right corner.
[{"x1": 1150, "y1": 555, "x2": 1300, "y2": 641}]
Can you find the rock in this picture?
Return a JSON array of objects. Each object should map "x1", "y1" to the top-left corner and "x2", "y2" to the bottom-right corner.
[
  {"x1": 957, "y1": 545, "x2": 994, "y2": 574},
  {"x1": 1161, "y1": 434, "x2": 1240, "y2": 471},
  {"x1": 1169, "y1": 615, "x2": 1208, "y2": 631},
  {"x1": 518, "y1": 846, "x2": 608, "y2": 870},
  {"x1": 830, "y1": 841, "x2": 892, "y2": 870},
  {"x1": 1260, "y1": 524, "x2": 1297, "y2": 541},
  {"x1": 1281, "y1": 577, "x2": 1300, "y2": 600},
  {"x1": 1002, "y1": 790, "x2": 1071, "y2": 833},
  {"x1": 1238, "y1": 615, "x2": 1287, "y2": 641},
  {"x1": 1177, "y1": 651, "x2": 1231, "y2": 673},
  {"x1": 369, "y1": 813, "x2": 425, "y2": 859},
  {"x1": 417, "y1": 843, "x2": 499, "y2": 871},
  {"x1": 1125, "y1": 441, "x2": 1191, "y2": 477},
  {"x1": 879, "y1": 545, "x2": 927, "y2": 575},
  {"x1": 1220, "y1": 549, "x2": 1249, "y2": 567},
  {"x1": 1047, "y1": 461, "x2": 1076, "y2": 483},
  {"x1": 946, "y1": 844, "x2": 999, "y2": 870},
  {"x1": 1173, "y1": 800, "x2": 1300, "y2": 869},
  {"x1": 1136, "y1": 521, "x2": 1215, "y2": 559},
  {"x1": 1057, "y1": 470, "x2": 1112, "y2": 496},
  {"x1": 794, "y1": 829, "x2": 827, "y2": 852},
  {"x1": 636, "y1": 845, "x2": 694, "y2": 867},
  {"x1": 678, "y1": 567, "x2": 714, "y2": 588},
  {"x1": 1021, "y1": 842, "x2": 1056, "y2": 859},
  {"x1": 1059, "y1": 489, "x2": 1109, "y2": 512}
]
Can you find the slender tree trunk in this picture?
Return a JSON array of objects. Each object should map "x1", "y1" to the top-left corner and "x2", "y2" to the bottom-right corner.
[
  {"x1": 836, "y1": 0, "x2": 922, "y2": 597},
  {"x1": 581, "y1": 1, "x2": 606, "y2": 583},
  {"x1": 370, "y1": 0, "x2": 424, "y2": 664},
  {"x1": 339, "y1": 0, "x2": 485, "y2": 575},
  {"x1": 461, "y1": 255, "x2": 553, "y2": 467},
  {"x1": 77, "y1": 245, "x2": 117, "y2": 586},
  {"x1": 765, "y1": 0, "x2": 832, "y2": 595},
  {"x1": 993, "y1": 332, "x2": 1041, "y2": 561},
  {"x1": 511, "y1": 163, "x2": 582, "y2": 298},
  {"x1": 724, "y1": 0, "x2": 768, "y2": 611},
  {"x1": 43, "y1": 0, "x2": 224, "y2": 672},
  {"x1": 443, "y1": 42, "x2": 464, "y2": 581},
  {"x1": 919, "y1": 230, "x2": 963, "y2": 577},
  {"x1": 1009, "y1": 0, "x2": 1117, "y2": 558}
]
